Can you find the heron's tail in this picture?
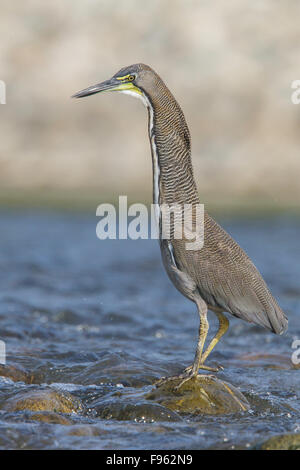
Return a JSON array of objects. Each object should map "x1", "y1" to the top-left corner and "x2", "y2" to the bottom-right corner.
[{"x1": 265, "y1": 297, "x2": 288, "y2": 335}]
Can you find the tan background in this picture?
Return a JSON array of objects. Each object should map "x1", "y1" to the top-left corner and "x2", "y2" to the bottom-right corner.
[{"x1": 0, "y1": 0, "x2": 299, "y2": 210}]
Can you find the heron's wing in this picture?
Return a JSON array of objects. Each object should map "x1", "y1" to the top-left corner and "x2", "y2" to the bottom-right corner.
[{"x1": 192, "y1": 213, "x2": 288, "y2": 334}]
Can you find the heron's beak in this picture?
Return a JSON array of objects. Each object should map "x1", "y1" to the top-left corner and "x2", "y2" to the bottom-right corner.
[
  {"x1": 72, "y1": 77, "x2": 140, "y2": 98},
  {"x1": 72, "y1": 77, "x2": 120, "y2": 98}
]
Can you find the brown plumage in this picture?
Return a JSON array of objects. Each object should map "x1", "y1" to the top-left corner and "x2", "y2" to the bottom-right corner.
[{"x1": 73, "y1": 63, "x2": 288, "y2": 382}]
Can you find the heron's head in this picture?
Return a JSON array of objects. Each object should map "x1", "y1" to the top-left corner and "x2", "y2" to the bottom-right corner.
[{"x1": 72, "y1": 63, "x2": 158, "y2": 106}]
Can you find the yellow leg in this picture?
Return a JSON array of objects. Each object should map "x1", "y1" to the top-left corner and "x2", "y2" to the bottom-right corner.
[
  {"x1": 190, "y1": 310, "x2": 209, "y2": 373},
  {"x1": 174, "y1": 298, "x2": 209, "y2": 390},
  {"x1": 200, "y1": 311, "x2": 229, "y2": 364},
  {"x1": 155, "y1": 304, "x2": 228, "y2": 391}
]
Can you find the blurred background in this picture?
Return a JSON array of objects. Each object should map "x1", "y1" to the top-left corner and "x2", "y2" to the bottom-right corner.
[
  {"x1": 0, "y1": 0, "x2": 299, "y2": 212},
  {"x1": 0, "y1": 2, "x2": 299, "y2": 450}
]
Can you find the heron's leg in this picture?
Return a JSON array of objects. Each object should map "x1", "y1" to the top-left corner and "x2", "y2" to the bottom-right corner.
[
  {"x1": 190, "y1": 297, "x2": 209, "y2": 374},
  {"x1": 184, "y1": 311, "x2": 228, "y2": 374},
  {"x1": 173, "y1": 297, "x2": 209, "y2": 390},
  {"x1": 200, "y1": 311, "x2": 229, "y2": 364},
  {"x1": 154, "y1": 299, "x2": 214, "y2": 390}
]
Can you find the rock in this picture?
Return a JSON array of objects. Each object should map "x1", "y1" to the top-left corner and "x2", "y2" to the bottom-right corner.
[
  {"x1": 2, "y1": 388, "x2": 82, "y2": 414},
  {"x1": 67, "y1": 425, "x2": 104, "y2": 436},
  {"x1": 147, "y1": 375, "x2": 250, "y2": 415},
  {"x1": 259, "y1": 433, "x2": 300, "y2": 450},
  {"x1": 0, "y1": 364, "x2": 34, "y2": 384},
  {"x1": 92, "y1": 400, "x2": 182, "y2": 422},
  {"x1": 27, "y1": 411, "x2": 73, "y2": 425}
]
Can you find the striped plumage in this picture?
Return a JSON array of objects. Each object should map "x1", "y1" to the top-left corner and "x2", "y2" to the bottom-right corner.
[
  {"x1": 130, "y1": 63, "x2": 287, "y2": 335},
  {"x1": 73, "y1": 63, "x2": 288, "y2": 381}
]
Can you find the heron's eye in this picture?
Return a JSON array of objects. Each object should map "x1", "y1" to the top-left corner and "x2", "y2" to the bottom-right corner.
[{"x1": 128, "y1": 75, "x2": 135, "y2": 81}]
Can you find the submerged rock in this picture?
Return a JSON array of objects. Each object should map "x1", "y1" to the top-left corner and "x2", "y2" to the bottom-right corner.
[
  {"x1": 0, "y1": 364, "x2": 34, "y2": 384},
  {"x1": 258, "y1": 433, "x2": 300, "y2": 450},
  {"x1": 27, "y1": 411, "x2": 73, "y2": 425},
  {"x1": 67, "y1": 425, "x2": 106, "y2": 437},
  {"x1": 2, "y1": 388, "x2": 82, "y2": 414},
  {"x1": 91, "y1": 400, "x2": 182, "y2": 422},
  {"x1": 147, "y1": 375, "x2": 250, "y2": 415}
]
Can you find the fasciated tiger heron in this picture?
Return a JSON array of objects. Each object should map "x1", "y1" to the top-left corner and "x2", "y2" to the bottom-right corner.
[{"x1": 73, "y1": 64, "x2": 288, "y2": 386}]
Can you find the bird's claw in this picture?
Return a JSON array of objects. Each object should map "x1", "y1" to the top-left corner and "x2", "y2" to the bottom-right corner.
[
  {"x1": 154, "y1": 369, "x2": 198, "y2": 391},
  {"x1": 154, "y1": 363, "x2": 223, "y2": 391},
  {"x1": 173, "y1": 371, "x2": 197, "y2": 391},
  {"x1": 184, "y1": 362, "x2": 223, "y2": 374},
  {"x1": 154, "y1": 375, "x2": 180, "y2": 387}
]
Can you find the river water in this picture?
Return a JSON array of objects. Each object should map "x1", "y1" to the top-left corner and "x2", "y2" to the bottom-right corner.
[{"x1": 0, "y1": 211, "x2": 299, "y2": 449}]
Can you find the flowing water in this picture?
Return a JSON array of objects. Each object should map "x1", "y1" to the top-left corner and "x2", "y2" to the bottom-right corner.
[{"x1": 0, "y1": 211, "x2": 299, "y2": 449}]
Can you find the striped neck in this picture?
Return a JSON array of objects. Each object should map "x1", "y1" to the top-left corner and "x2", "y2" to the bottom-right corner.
[
  {"x1": 144, "y1": 90, "x2": 199, "y2": 209},
  {"x1": 121, "y1": 85, "x2": 200, "y2": 209}
]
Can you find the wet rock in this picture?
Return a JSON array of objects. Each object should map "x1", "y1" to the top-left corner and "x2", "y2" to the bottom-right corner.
[
  {"x1": 258, "y1": 433, "x2": 300, "y2": 450},
  {"x1": 73, "y1": 351, "x2": 163, "y2": 387},
  {"x1": 235, "y1": 353, "x2": 300, "y2": 370},
  {"x1": 27, "y1": 411, "x2": 73, "y2": 425},
  {"x1": 147, "y1": 375, "x2": 250, "y2": 415},
  {"x1": 53, "y1": 309, "x2": 83, "y2": 325},
  {"x1": 92, "y1": 400, "x2": 182, "y2": 422},
  {"x1": 2, "y1": 388, "x2": 82, "y2": 414},
  {"x1": 0, "y1": 363, "x2": 34, "y2": 384},
  {"x1": 67, "y1": 425, "x2": 105, "y2": 436}
]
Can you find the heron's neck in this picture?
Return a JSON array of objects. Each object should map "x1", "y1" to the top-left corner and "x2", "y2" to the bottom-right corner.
[{"x1": 144, "y1": 92, "x2": 199, "y2": 208}]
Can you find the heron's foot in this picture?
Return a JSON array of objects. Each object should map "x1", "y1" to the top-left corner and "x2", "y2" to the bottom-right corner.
[
  {"x1": 154, "y1": 374, "x2": 183, "y2": 388},
  {"x1": 173, "y1": 363, "x2": 223, "y2": 391},
  {"x1": 173, "y1": 370, "x2": 198, "y2": 391},
  {"x1": 184, "y1": 362, "x2": 223, "y2": 374},
  {"x1": 154, "y1": 363, "x2": 223, "y2": 391},
  {"x1": 154, "y1": 369, "x2": 198, "y2": 392}
]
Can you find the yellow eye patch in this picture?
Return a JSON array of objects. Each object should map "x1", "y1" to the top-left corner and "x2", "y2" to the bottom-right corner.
[{"x1": 116, "y1": 74, "x2": 135, "y2": 81}]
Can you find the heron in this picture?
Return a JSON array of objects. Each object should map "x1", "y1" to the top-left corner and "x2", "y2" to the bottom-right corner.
[{"x1": 73, "y1": 64, "x2": 288, "y2": 386}]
